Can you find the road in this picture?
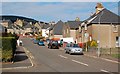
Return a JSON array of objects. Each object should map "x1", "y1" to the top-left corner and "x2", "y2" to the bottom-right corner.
[{"x1": 3, "y1": 38, "x2": 119, "y2": 73}]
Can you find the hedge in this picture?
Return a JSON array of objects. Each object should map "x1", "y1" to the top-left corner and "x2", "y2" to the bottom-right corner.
[{"x1": 0, "y1": 37, "x2": 17, "y2": 62}]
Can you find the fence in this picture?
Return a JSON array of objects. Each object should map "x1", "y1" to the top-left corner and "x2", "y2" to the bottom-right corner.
[{"x1": 87, "y1": 47, "x2": 119, "y2": 57}]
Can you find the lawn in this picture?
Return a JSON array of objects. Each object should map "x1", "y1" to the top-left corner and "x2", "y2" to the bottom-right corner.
[{"x1": 111, "y1": 54, "x2": 120, "y2": 59}]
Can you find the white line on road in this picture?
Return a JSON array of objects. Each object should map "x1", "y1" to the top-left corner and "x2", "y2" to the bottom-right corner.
[
  {"x1": 101, "y1": 69, "x2": 115, "y2": 74},
  {"x1": 101, "y1": 69, "x2": 109, "y2": 73},
  {"x1": 72, "y1": 59, "x2": 88, "y2": 67},
  {"x1": 59, "y1": 55, "x2": 68, "y2": 59}
]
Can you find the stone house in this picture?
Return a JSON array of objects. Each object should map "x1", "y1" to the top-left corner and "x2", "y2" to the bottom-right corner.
[
  {"x1": 65, "y1": 21, "x2": 81, "y2": 43},
  {"x1": 80, "y1": 3, "x2": 120, "y2": 48},
  {"x1": 48, "y1": 20, "x2": 68, "y2": 39}
]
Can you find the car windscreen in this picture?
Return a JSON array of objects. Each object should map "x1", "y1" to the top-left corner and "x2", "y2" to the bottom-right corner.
[
  {"x1": 52, "y1": 41, "x2": 58, "y2": 44},
  {"x1": 39, "y1": 41, "x2": 44, "y2": 43},
  {"x1": 73, "y1": 44, "x2": 79, "y2": 47}
]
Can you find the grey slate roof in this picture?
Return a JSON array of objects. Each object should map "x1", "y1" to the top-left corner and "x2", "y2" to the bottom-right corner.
[
  {"x1": 67, "y1": 21, "x2": 81, "y2": 29},
  {"x1": 53, "y1": 20, "x2": 64, "y2": 35},
  {"x1": 42, "y1": 24, "x2": 50, "y2": 29},
  {"x1": 86, "y1": 8, "x2": 120, "y2": 24},
  {"x1": 24, "y1": 23, "x2": 31, "y2": 28},
  {"x1": 48, "y1": 25, "x2": 55, "y2": 31}
]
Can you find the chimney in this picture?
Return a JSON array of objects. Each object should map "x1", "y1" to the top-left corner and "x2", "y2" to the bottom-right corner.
[
  {"x1": 95, "y1": 3, "x2": 104, "y2": 14},
  {"x1": 75, "y1": 17, "x2": 80, "y2": 21}
]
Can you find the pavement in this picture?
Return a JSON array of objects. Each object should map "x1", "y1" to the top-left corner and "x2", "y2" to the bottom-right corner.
[
  {"x1": 2, "y1": 46, "x2": 32, "y2": 70},
  {"x1": 59, "y1": 47, "x2": 119, "y2": 64}
]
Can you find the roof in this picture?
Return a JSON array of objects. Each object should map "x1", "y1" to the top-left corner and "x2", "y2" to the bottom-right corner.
[
  {"x1": 24, "y1": 23, "x2": 31, "y2": 28},
  {"x1": 42, "y1": 24, "x2": 50, "y2": 29},
  {"x1": 67, "y1": 21, "x2": 81, "y2": 29},
  {"x1": 86, "y1": 8, "x2": 120, "y2": 24},
  {"x1": 48, "y1": 25, "x2": 54, "y2": 31},
  {"x1": 53, "y1": 20, "x2": 64, "y2": 35}
]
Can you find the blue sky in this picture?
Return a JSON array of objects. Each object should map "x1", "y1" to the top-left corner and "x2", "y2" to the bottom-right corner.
[{"x1": 1, "y1": 2, "x2": 119, "y2": 23}]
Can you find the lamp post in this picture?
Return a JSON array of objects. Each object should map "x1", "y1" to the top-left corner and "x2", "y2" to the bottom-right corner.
[{"x1": 97, "y1": 11, "x2": 103, "y2": 57}]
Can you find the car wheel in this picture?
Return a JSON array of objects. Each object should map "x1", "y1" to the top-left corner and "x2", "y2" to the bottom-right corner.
[
  {"x1": 69, "y1": 51, "x2": 72, "y2": 55},
  {"x1": 65, "y1": 50, "x2": 68, "y2": 54}
]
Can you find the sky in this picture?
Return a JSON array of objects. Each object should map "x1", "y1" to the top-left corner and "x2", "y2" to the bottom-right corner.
[{"x1": 1, "y1": 2, "x2": 119, "y2": 23}]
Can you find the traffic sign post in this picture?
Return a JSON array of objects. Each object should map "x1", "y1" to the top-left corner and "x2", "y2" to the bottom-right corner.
[
  {"x1": 97, "y1": 40, "x2": 100, "y2": 57},
  {"x1": 84, "y1": 33, "x2": 89, "y2": 52}
]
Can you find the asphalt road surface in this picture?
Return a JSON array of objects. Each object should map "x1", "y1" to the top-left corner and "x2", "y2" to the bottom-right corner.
[{"x1": 3, "y1": 38, "x2": 119, "y2": 73}]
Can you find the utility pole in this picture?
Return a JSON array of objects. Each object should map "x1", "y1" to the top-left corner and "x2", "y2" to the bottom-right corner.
[{"x1": 97, "y1": 11, "x2": 103, "y2": 57}]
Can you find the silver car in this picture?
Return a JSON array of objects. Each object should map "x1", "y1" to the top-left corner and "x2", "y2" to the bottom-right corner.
[{"x1": 65, "y1": 43, "x2": 83, "y2": 55}]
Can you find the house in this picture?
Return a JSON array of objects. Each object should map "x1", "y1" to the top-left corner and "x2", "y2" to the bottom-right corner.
[
  {"x1": 80, "y1": 3, "x2": 120, "y2": 48},
  {"x1": 24, "y1": 23, "x2": 32, "y2": 33},
  {"x1": 14, "y1": 18, "x2": 23, "y2": 27},
  {"x1": 66, "y1": 20, "x2": 82, "y2": 43},
  {"x1": 41, "y1": 24, "x2": 50, "y2": 38},
  {"x1": 0, "y1": 20, "x2": 12, "y2": 28},
  {"x1": 34, "y1": 22, "x2": 42, "y2": 32},
  {"x1": 51, "y1": 20, "x2": 68, "y2": 39}
]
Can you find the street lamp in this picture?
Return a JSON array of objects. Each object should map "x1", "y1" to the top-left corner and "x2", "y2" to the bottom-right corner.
[{"x1": 97, "y1": 11, "x2": 103, "y2": 57}]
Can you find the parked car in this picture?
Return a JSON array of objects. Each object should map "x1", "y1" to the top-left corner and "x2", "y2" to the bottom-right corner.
[
  {"x1": 38, "y1": 41, "x2": 45, "y2": 46},
  {"x1": 33, "y1": 39, "x2": 39, "y2": 44},
  {"x1": 65, "y1": 43, "x2": 83, "y2": 55},
  {"x1": 48, "y1": 40, "x2": 59, "y2": 49}
]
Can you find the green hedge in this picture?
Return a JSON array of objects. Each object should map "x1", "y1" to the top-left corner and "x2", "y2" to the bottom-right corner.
[{"x1": 0, "y1": 37, "x2": 17, "y2": 62}]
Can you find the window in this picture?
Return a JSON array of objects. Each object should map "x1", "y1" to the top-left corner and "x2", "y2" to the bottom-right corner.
[
  {"x1": 113, "y1": 25, "x2": 118, "y2": 33},
  {"x1": 116, "y1": 37, "x2": 119, "y2": 47},
  {"x1": 67, "y1": 29, "x2": 69, "y2": 33},
  {"x1": 64, "y1": 30, "x2": 66, "y2": 34}
]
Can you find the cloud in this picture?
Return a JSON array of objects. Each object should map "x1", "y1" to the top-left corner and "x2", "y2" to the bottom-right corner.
[{"x1": 1, "y1": 2, "x2": 119, "y2": 22}]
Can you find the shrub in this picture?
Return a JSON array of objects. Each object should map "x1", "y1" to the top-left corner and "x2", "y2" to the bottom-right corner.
[
  {"x1": 90, "y1": 40, "x2": 98, "y2": 47},
  {"x1": 0, "y1": 37, "x2": 17, "y2": 62},
  {"x1": 2, "y1": 49, "x2": 13, "y2": 62}
]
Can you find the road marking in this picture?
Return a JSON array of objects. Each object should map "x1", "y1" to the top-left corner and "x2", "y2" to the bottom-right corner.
[
  {"x1": 23, "y1": 47, "x2": 34, "y2": 67},
  {"x1": 59, "y1": 55, "x2": 68, "y2": 59},
  {"x1": 101, "y1": 69, "x2": 110, "y2": 73},
  {"x1": 72, "y1": 59, "x2": 88, "y2": 67}
]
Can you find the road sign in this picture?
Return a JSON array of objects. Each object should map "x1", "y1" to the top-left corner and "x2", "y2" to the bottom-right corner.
[{"x1": 84, "y1": 33, "x2": 89, "y2": 38}]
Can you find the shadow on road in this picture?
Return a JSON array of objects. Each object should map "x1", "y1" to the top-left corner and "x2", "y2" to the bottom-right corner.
[
  {"x1": 14, "y1": 55, "x2": 28, "y2": 62},
  {"x1": 13, "y1": 47, "x2": 29, "y2": 62},
  {"x1": 15, "y1": 51, "x2": 25, "y2": 54}
]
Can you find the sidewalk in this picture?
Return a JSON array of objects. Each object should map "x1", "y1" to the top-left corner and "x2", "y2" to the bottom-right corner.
[
  {"x1": 2, "y1": 46, "x2": 32, "y2": 69},
  {"x1": 83, "y1": 51, "x2": 119, "y2": 64},
  {"x1": 59, "y1": 47, "x2": 119, "y2": 64}
]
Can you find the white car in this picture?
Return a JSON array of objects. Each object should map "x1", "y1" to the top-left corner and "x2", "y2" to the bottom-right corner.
[{"x1": 65, "y1": 43, "x2": 83, "y2": 55}]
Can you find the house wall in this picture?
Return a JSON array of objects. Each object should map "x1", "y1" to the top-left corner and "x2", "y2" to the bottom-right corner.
[
  {"x1": 63, "y1": 25, "x2": 70, "y2": 38},
  {"x1": 54, "y1": 35, "x2": 63, "y2": 38},
  {"x1": 25, "y1": 28, "x2": 32, "y2": 33},
  {"x1": 15, "y1": 19, "x2": 23, "y2": 27},
  {"x1": 70, "y1": 30, "x2": 77, "y2": 42},
  {"x1": 1, "y1": 22, "x2": 8, "y2": 27},
  {"x1": 92, "y1": 24, "x2": 118, "y2": 48},
  {"x1": 7, "y1": 29, "x2": 14, "y2": 34},
  {"x1": 42, "y1": 29, "x2": 49, "y2": 38}
]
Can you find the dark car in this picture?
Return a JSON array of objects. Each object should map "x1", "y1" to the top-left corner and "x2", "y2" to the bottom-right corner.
[
  {"x1": 38, "y1": 41, "x2": 45, "y2": 46},
  {"x1": 48, "y1": 40, "x2": 59, "y2": 49}
]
